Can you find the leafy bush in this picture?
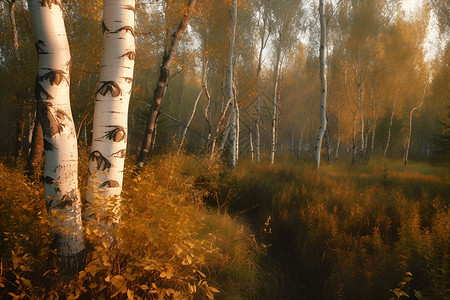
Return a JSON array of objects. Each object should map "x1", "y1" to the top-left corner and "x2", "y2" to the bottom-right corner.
[{"x1": 0, "y1": 154, "x2": 263, "y2": 299}]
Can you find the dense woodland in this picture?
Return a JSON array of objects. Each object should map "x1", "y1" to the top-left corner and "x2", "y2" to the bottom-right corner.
[
  {"x1": 0, "y1": 0, "x2": 449, "y2": 299},
  {"x1": 0, "y1": 0, "x2": 448, "y2": 164}
]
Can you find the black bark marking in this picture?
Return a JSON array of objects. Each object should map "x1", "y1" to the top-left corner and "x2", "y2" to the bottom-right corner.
[
  {"x1": 55, "y1": 109, "x2": 71, "y2": 123},
  {"x1": 123, "y1": 77, "x2": 133, "y2": 84},
  {"x1": 40, "y1": 0, "x2": 62, "y2": 9},
  {"x1": 96, "y1": 81, "x2": 122, "y2": 97},
  {"x1": 102, "y1": 21, "x2": 110, "y2": 33},
  {"x1": 123, "y1": 5, "x2": 135, "y2": 13},
  {"x1": 37, "y1": 102, "x2": 70, "y2": 136},
  {"x1": 121, "y1": 51, "x2": 135, "y2": 60},
  {"x1": 54, "y1": 194, "x2": 74, "y2": 209},
  {"x1": 111, "y1": 149, "x2": 126, "y2": 158},
  {"x1": 89, "y1": 151, "x2": 111, "y2": 171},
  {"x1": 35, "y1": 40, "x2": 49, "y2": 55},
  {"x1": 44, "y1": 176, "x2": 55, "y2": 184},
  {"x1": 37, "y1": 102, "x2": 64, "y2": 136},
  {"x1": 40, "y1": 70, "x2": 68, "y2": 86},
  {"x1": 113, "y1": 26, "x2": 135, "y2": 37},
  {"x1": 44, "y1": 139, "x2": 55, "y2": 150},
  {"x1": 101, "y1": 126, "x2": 126, "y2": 142},
  {"x1": 47, "y1": 199, "x2": 53, "y2": 212},
  {"x1": 99, "y1": 180, "x2": 120, "y2": 189},
  {"x1": 35, "y1": 76, "x2": 53, "y2": 101}
]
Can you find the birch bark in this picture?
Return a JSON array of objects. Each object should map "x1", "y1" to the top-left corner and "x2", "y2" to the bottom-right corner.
[
  {"x1": 87, "y1": 0, "x2": 136, "y2": 225},
  {"x1": 404, "y1": 84, "x2": 427, "y2": 165},
  {"x1": 28, "y1": 0, "x2": 84, "y2": 273},
  {"x1": 314, "y1": 0, "x2": 327, "y2": 169},
  {"x1": 228, "y1": 0, "x2": 238, "y2": 168}
]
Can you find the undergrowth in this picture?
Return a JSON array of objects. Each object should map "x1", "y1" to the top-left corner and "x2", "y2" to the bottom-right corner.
[
  {"x1": 0, "y1": 153, "x2": 263, "y2": 299},
  {"x1": 212, "y1": 159, "x2": 449, "y2": 299}
]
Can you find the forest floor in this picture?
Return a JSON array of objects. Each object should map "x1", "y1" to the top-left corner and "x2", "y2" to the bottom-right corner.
[{"x1": 0, "y1": 153, "x2": 449, "y2": 299}]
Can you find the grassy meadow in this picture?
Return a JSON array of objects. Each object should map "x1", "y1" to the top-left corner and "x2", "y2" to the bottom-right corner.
[{"x1": 0, "y1": 153, "x2": 448, "y2": 299}]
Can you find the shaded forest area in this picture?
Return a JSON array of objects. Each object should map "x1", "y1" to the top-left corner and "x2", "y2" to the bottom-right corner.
[{"x1": 0, "y1": 0, "x2": 449, "y2": 299}]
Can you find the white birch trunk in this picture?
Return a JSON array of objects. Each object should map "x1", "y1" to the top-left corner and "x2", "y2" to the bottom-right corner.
[
  {"x1": 404, "y1": 84, "x2": 427, "y2": 165},
  {"x1": 228, "y1": 0, "x2": 238, "y2": 168},
  {"x1": 210, "y1": 97, "x2": 233, "y2": 160},
  {"x1": 270, "y1": 53, "x2": 281, "y2": 164},
  {"x1": 28, "y1": 0, "x2": 84, "y2": 270},
  {"x1": 314, "y1": 0, "x2": 327, "y2": 169},
  {"x1": 178, "y1": 88, "x2": 203, "y2": 151},
  {"x1": 384, "y1": 110, "x2": 394, "y2": 157},
  {"x1": 87, "y1": 0, "x2": 135, "y2": 225},
  {"x1": 250, "y1": 132, "x2": 254, "y2": 162}
]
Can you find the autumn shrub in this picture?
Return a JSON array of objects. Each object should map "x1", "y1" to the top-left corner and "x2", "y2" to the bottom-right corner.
[
  {"x1": 217, "y1": 159, "x2": 449, "y2": 299},
  {"x1": 0, "y1": 153, "x2": 263, "y2": 299}
]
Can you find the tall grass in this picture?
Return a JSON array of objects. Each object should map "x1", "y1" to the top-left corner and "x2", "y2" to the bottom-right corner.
[{"x1": 214, "y1": 159, "x2": 449, "y2": 299}]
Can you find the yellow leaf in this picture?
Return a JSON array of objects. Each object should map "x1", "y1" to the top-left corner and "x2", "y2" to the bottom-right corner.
[{"x1": 111, "y1": 275, "x2": 126, "y2": 288}]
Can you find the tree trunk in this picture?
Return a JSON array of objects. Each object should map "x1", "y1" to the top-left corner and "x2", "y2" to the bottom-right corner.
[
  {"x1": 9, "y1": 0, "x2": 20, "y2": 59},
  {"x1": 228, "y1": 0, "x2": 238, "y2": 168},
  {"x1": 28, "y1": 0, "x2": 84, "y2": 276},
  {"x1": 178, "y1": 88, "x2": 203, "y2": 151},
  {"x1": 250, "y1": 132, "x2": 254, "y2": 162},
  {"x1": 255, "y1": 9, "x2": 270, "y2": 164},
  {"x1": 270, "y1": 47, "x2": 282, "y2": 164},
  {"x1": 202, "y1": 59, "x2": 213, "y2": 150},
  {"x1": 86, "y1": 0, "x2": 136, "y2": 227},
  {"x1": 383, "y1": 110, "x2": 394, "y2": 157},
  {"x1": 404, "y1": 84, "x2": 427, "y2": 165},
  {"x1": 315, "y1": 0, "x2": 327, "y2": 169},
  {"x1": 210, "y1": 97, "x2": 233, "y2": 160},
  {"x1": 136, "y1": 0, "x2": 197, "y2": 169},
  {"x1": 371, "y1": 111, "x2": 377, "y2": 154}
]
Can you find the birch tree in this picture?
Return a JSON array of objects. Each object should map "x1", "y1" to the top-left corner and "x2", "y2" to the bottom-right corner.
[
  {"x1": 87, "y1": 0, "x2": 136, "y2": 226},
  {"x1": 136, "y1": 0, "x2": 197, "y2": 169},
  {"x1": 28, "y1": 0, "x2": 84, "y2": 274},
  {"x1": 315, "y1": 0, "x2": 327, "y2": 169},
  {"x1": 404, "y1": 84, "x2": 427, "y2": 165},
  {"x1": 268, "y1": 0, "x2": 302, "y2": 163},
  {"x1": 228, "y1": 0, "x2": 238, "y2": 168}
]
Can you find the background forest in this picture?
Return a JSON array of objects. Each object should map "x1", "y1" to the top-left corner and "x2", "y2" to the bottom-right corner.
[
  {"x1": 0, "y1": 0, "x2": 449, "y2": 299},
  {"x1": 0, "y1": 0, "x2": 448, "y2": 163}
]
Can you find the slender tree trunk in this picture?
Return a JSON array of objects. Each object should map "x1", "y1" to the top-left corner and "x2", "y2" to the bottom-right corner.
[
  {"x1": 255, "y1": 10, "x2": 270, "y2": 164},
  {"x1": 270, "y1": 48, "x2": 281, "y2": 164},
  {"x1": 325, "y1": 128, "x2": 332, "y2": 164},
  {"x1": 9, "y1": 0, "x2": 20, "y2": 59},
  {"x1": 178, "y1": 88, "x2": 203, "y2": 151},
  {"x1": 404, "y1": 84, "x2": 427, "y2": 165},
  {"x1": 384, "y1": 110, "x2": 394, "y2": 157},
  {"x1": 290, "y1": 122, "x2": 295, "y2": 155},
  {"x1": 250, "y1": 132, "x2": 254, "y2": 162},
  {"x1": 210, "y1": 97, "x2": 233, "y2": 159},
  {"x1": 202, "y1": 59, "x2": 213, "y2": 151},
  {"x1": 87, "y1": 0, "x2": 136, "y2": 227},
  {"x1": 351, "y1": 113, "x2": 357, "y2": 165},
  {"x1": 136, "y1": 0, "x2": 197, "y2": 169},
  {"x1": 28, "y1": 0, "x2": 84, "y2": 275},
  {"x1": 228, "y1": 0, "x2": 238, "y2": 168},
  {"x1": 220, "y1": 115, "x2": 231, "y2": 152},
  {"x1": 371, "y1": 111, "x2": 377, "y2": 154},
  {"x1": 335, "y1": 130, "x2": 340, "y2": 161},
  {"x1": 315, "y1": 0, "x2": 327, "y2": 169}
]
